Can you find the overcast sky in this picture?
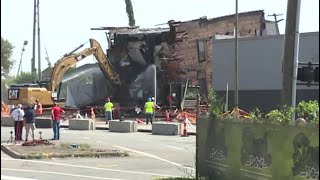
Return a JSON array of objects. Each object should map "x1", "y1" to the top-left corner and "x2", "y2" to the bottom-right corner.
[{"x1": 1, "y1": 0, "x2": 319, "y2": 76}]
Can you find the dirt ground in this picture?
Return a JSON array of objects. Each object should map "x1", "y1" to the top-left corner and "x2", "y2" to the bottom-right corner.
[{"x1": 8, "y1": 142, "x2": 122, "y2": 157}]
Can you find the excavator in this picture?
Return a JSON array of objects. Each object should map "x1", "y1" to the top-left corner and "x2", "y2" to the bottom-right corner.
[{"x1": 7, "y1": 39, "x2": 121, "y2": 107}]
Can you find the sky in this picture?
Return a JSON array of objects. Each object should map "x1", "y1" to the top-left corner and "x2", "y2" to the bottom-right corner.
[{"x1": 1, "y1": 0, "x2": 319, "y2": 76}]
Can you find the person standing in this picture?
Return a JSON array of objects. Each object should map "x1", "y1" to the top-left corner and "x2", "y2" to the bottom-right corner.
[
  {"x1": 51, "y1": 102, "x2": 65, "y2": 140},
  {"x1": 24, "y1": 105, "x2": 36, "y2": 141},
  {"x1": 104, "y1": 98, "x2": 113, "y2": 124},
  {"x1": 144, "y1": 98, "x2": 155, "y2": 125},
  {"x1": 151, "y1": 96, "x2": 160, "y2": 121},
  {"x1": 10, "y1": 104, "x2": 25, "y2": 141},
  {"x1": 34, "y1": 99, "x2": 43, "y2": 115}
]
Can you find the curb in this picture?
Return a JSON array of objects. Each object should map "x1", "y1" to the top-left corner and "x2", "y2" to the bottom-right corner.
[
  {"x1": 1, "y1": 144, "x2": 23, "y2": 159},
  {"x1": 60, "y1": 125, "x2": 196, "y2": 136},
  {"x1": 1, "y1": 144, "x2": 129, "y2": 159}
]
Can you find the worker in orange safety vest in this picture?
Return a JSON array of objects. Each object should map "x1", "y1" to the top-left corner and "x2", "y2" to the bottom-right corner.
[
  {"x1": 1, "y1": 101, "x2": 9, "y2": 115},
  {"x1": 34, "y1": 99, "x2": 43, "y2": 115}
]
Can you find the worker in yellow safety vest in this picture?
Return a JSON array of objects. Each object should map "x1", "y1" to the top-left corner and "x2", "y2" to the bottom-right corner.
[
  {"x1": 34, "y1": 99, "x2": 43, "y2": 115},
  {"x1": 144, "y1": 98, "x2": 155, "y2": 125},
  {"x1": 104, "y1": 98, "x2": 113, "y2": 124}
]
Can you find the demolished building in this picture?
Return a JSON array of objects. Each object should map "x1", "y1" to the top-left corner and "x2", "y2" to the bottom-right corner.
[{"x1": 66, "y1": 10, "x2": 279, "y2": 107}]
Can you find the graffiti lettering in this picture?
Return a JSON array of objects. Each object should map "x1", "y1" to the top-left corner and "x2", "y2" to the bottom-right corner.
[
  {"x1": 177, "y1": 165, "x2": 195, "y2": 177},
  {"x1": 299, "y1": 166, "x2": 319, "y2": 180},
  {"x1": 245, "y1": 155, "x2": 268, "y2": 169},
  {"x1": 209, "y1": 148, "x2": 226, "y2": 161}
]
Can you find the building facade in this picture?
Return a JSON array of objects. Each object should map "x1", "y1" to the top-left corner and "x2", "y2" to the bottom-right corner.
[
  {"x1": 212, "y1": 32, "x2": 319, "y2": 112},
  {"x1": 166, "y1": 10, "x2": 278, "y2": 97}
]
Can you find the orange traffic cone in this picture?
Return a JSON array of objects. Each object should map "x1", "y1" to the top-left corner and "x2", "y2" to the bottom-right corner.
[
  {"x1": 135, "y1": 118, "x2": 144, "y2": 124},
  {"x1": 165, "y1": 110, "x2": 170, "y2": 122}
]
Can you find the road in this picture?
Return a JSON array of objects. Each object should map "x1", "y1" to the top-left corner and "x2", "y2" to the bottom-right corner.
[{"x1": 1, "y1": 127, "x2": 196, "y2": 180}]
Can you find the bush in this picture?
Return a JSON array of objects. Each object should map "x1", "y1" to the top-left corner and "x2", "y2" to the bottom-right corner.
[
  {"x1": 207, "y1": 89, "x2": 225, "y2": 119},
  {"x1": 296, "y1": 100, "x2": 319, "y2": 124},
  {"x1": 246, "y1": 108, "x2": 263, "y2": 121},
  {"x1": 265, "y1": 105, "x2": 294, "y2": 124}
]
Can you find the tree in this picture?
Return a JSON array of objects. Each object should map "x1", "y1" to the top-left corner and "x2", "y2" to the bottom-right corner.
[
  {"x1": 14, "y1": 72, "x2": 38, "y2": 84},
  {"x1": 124, "y1": 0, "x2": 136, "y2": 26},
  {"x1": 1, "y1": 37, "x2": 14, "y2": 76}
]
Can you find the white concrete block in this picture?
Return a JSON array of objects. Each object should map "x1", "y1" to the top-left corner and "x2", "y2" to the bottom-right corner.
[
  {"x1": 109, "y1": 120, "x2": 137, "y2": 133},
  {"x1": 152, "y1": 122, "x2": 181, "y2": 135},
  {"x1": 1, "y1": 116, "x2": 14, "y2": 127},
  {"x1": 69, "y1": 118, "x2": 96, "y2": 130}
]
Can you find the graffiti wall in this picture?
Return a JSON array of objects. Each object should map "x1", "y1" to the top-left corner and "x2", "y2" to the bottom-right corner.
[{"x1": 197, "y1": 117, "x2": 319, "y2": 180}]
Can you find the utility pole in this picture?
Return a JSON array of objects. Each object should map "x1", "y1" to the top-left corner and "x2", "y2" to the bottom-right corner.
[
  {"x1": 31, "y1": 0, "x2": 37, "y2": 74},
  {"x1": 37, "y1": 0, "x2": 42, "y2": 81},
  {"x1": 268, "y1": 13, "x2": 284, "y2": 34},
  {"x1": 234, "y1": 0, "x2": 239, "y2": 116},
  {"x1": 281, "y1": 0, "x2": 301, "y2": 122},
  {"x1": 195, "y1": 93, "x2": 200, "y2": 180}
]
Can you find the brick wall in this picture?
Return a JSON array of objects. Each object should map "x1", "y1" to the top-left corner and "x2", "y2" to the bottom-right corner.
[{"x1": 167, "y1": 11, "x2": 265, "y2": 96}]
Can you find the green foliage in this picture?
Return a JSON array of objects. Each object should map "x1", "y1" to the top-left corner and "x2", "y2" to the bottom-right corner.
[
  {"x1": 247, "y1": 108, "x2": 263, "y2": 121},
  {"x1": 14, "y1": 72, "x2": 38, "y2": 84},
  {"x1": 1, "y1": 37, "x2": 14, "y2": 75},
  {"x1": 266, "y1": 105, "x2": 294, "y2": 124},
  {"x1": 124, "y1": 0, "x2": 136, "y2": 26},
  {"x1": 207, "y1": 89, "x2": 225, "y2": 119},
  {"x1": 296, "y1": 100, "x2": 319, "y2": 124}
]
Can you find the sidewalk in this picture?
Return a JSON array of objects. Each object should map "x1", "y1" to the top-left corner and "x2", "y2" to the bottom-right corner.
[{"x1": 60, "y1": 119, "x2": 197, "y2": 135}]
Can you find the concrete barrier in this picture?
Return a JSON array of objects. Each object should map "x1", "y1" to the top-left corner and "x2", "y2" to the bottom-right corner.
[
  {"x1": 69, "y1": 118, "x2": 96, "y2": 130},
  {"x1": 1, "y1": 116, "x2": 14, "y2": 127},
  {"x1": 152, "y1": 122, "x2": 181, "y2": 135},
  {"x1": 109, "y1": 120, "x2": 137, "y2": 133},
  {"x1": 35, "y1": 117, "x2": 52, "y2": 128}
]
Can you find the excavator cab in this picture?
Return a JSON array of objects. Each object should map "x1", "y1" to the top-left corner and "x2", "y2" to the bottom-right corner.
[{"x1": 35, "y1": 80, "x2": 62, "y2": 101}]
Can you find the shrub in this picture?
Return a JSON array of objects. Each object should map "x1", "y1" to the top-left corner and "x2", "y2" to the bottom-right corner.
[
  {"x1": 296, "y1": 100, "x2": 319, "y2": 124},
  {"x1": 207, "y1": 89, "x2": 225, "y2": 119},
  {"x1": 266, "y1": 105, "x2": 294, "y2": 124},
  {"x1": 246, "y1": 108, "x2": 263, "y2": 121}
]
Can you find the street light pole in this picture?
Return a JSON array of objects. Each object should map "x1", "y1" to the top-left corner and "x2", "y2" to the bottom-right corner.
[{"x1": 234, "y1": 0, "x2": 239, "y2": 116}]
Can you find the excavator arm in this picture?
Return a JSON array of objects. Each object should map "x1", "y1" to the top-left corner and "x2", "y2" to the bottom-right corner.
[
  {"x1": 89, "y1": 38, "x2": 121, "y2": 85},
  {"x1": 49, "y1": 39, "x2": 121, "y2": 93},
  {"x1": 49, "y1": 47, "x2": 97, "y2": 92}
]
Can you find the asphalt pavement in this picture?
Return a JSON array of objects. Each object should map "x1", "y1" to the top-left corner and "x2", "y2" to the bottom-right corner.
[{"x1": 1, "y1": 126, "x2": 196, "y2": 180}]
